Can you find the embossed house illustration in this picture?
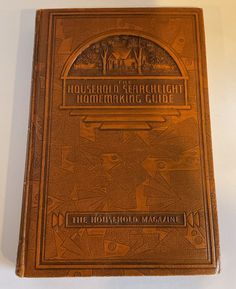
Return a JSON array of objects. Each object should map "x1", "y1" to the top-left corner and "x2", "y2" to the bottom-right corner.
[{"x1": 107, "y1": 47, "x2": 137, "y2": 71}]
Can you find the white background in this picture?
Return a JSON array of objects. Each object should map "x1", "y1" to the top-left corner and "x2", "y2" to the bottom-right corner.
[{"x1": 0, "y1": 0, "x2": 235, "y2": 288}]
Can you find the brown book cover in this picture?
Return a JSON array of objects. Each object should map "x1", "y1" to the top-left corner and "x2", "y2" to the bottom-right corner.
[{"x1": 16, "y1": 8, "x2": 220, "y2": 277}]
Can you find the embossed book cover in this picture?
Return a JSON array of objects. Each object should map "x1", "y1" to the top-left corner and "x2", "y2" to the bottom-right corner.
[{"x1": 16, "y1": 8, "x2": 220, "y2": 277}]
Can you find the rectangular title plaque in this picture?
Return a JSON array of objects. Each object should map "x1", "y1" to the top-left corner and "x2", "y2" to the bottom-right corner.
[
  {"x1": 16, "y1": 8, "x2": 220, "y2": 277},
  {"x1": 65, "y1": 212, "x2": 186, "y2": 227}
]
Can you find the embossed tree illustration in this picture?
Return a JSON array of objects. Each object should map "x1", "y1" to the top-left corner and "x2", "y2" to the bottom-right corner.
[
  {"x1": 131, "y1": 37, "x2": 145, "y2": 74},
  {"x1": 100, "y1": 41, "x2": 109, "y2": 75}
]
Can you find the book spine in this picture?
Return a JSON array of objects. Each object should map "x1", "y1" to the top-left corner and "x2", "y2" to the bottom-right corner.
[{"x1": 15, "y1": 10, "x2": 42, "y2": 277}]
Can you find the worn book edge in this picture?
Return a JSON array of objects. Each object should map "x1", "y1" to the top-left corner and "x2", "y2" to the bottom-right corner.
[
  {"x1": 15, "y1": 10, "x2": 42, "y2": 277},
  {"x1": 198, "y1": 10, "x2": 221, "y2": 274}
]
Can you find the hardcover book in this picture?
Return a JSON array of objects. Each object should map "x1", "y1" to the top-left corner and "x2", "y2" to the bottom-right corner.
[{"x1": 16, "y1": 8, "x2": 220, "y2": 277}]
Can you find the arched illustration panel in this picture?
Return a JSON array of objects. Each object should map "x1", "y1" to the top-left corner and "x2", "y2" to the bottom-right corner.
[{"x1": 61, "y1": 30, "x2": 188, "y2": 78}]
